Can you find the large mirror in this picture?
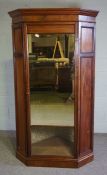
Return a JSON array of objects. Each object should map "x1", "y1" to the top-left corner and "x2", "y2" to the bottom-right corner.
[{"x1": 28, "y1": 33, "x2": 75, "y2": 157}]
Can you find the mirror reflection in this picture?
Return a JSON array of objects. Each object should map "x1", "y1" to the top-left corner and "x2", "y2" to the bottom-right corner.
[{"x1": 28, "y1": 34, "x2": 75, "y2": 157}]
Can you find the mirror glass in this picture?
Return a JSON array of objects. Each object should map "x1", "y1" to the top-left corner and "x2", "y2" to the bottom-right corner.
[{"x1": 28, "y1": 33, "x2": 75, "y2": 157}]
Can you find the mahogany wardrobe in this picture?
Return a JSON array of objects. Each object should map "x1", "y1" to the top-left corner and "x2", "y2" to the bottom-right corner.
[{"x1": 9, "y1": 8, "x2": 98, "y2": 168}]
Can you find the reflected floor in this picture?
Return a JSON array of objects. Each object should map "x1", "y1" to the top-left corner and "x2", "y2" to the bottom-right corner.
[
  {"x1": 30, "y1": 91, "x2": 74, "y2": 126},
  {"x1": 32, "y1": 136, "x2": 74, "y2": 157}
]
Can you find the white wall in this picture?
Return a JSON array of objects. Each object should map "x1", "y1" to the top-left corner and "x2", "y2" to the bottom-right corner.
[{"x1": 0, "y1": 0, "x2": 107, "y2": 132}]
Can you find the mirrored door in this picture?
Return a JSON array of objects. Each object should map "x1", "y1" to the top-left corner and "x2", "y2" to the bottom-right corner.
[{"x1": 28, "y1": 33, "x2": 75, "y2": 157}]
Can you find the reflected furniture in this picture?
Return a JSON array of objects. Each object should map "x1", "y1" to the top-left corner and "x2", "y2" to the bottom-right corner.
[
  {"x1": 9, "y1": 8, "x2": 98, "y2": 168},
  {"x1": 29, "y1": 61, "x2": 57, "y2": 89}
]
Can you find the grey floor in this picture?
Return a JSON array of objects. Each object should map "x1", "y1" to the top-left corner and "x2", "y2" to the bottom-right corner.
[{"x1": 0, "y1": 131, "x2": 107, "y2": 175}]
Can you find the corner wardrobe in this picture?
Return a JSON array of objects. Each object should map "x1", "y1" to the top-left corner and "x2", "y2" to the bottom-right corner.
[{"x1": 8, "y1": 8, "x2": 98, "y2": 168}]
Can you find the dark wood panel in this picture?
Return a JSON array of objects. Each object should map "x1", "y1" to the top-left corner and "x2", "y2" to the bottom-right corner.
[
  {"x1": 79, "y1": 57, "x2": 93, "y2": 155},
  {"x1": 17, "y1": 15, "x2": 77, "y2": 23},
  {"x1": 79, "y1": 15, "x2": 96, "y2": 22},
  {"x1": 16, "y1": 150, "x2": 94, "y2": 168},
  {"x1": 13, "y1": 26, "x2": 27, "y2": 156},
  {"x1": 80, "y1": 27, "x2": 94, "y2": 53},
  {"x1": 14, "y1": 27, "x2": 23, "y2": 53},
  {"x1": 15, "y1": 57, "x2": 27, "y2": 155},
  {"x1": 27, "y1": 24, "x2": 75, "y2": 34}
]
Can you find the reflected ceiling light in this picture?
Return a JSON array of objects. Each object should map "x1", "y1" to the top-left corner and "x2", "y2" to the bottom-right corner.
[{"x1": 35, "y1": 34, "x2": 40, "y2": 38}]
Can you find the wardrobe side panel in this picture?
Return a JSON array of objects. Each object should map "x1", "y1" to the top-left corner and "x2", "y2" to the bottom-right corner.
[
  {"x1": 79, "y1": 22, "x2": 95, "y2": 156},
  {"x1": 13, "y1": 26, "x2": 27, "y2": 155},
  {"x1": 80, "y1": 58, "x2": 93, "y2": 154}
]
